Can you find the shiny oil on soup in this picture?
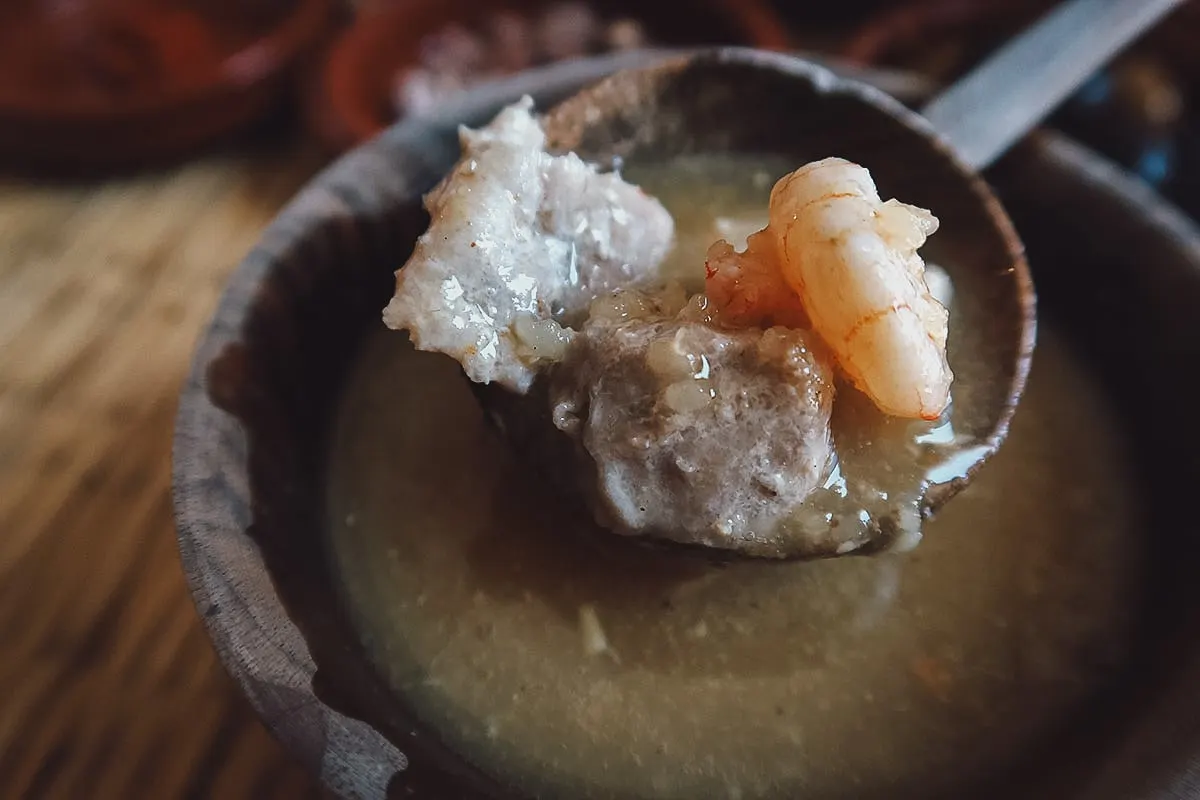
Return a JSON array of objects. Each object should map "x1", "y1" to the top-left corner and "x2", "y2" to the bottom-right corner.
[{"x1": 327, "y1": 155, "x2": 1143, "y2": 799}]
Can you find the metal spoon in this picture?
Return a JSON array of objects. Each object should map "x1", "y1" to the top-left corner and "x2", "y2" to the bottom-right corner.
[{"x1": 920, "y1": 0, "x2": 1184, "y2": 171}]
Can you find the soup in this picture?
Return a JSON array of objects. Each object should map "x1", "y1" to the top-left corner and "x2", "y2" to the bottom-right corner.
[{"x1": 327, "y1": 155, "x2": 1142, "y2": 799}]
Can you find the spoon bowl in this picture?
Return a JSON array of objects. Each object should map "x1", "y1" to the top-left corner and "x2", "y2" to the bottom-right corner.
[{"x1": 474, "y1": 48, "x2": 1036, "y2": 559}]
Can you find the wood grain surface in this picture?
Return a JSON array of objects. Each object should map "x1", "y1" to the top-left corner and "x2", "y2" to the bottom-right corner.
[{"x1": 0, "y1": 133, "x2": 334, "y2": 799}]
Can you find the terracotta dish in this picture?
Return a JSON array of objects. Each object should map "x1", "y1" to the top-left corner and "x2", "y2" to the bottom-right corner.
[
  {"x1": 0, "y1": 0, "x2": 335, "y2": 174},
  {"x1": 304, "y1": 0, "x2": 793, "y2": 153}
]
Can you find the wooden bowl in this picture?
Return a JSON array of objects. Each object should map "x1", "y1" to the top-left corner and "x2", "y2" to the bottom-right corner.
[
  {"x1": 303, "y1": 0, "x2": 793, "y2": 154},
  {"x1": 0, "y1": 0, "x2": 336, "y2": 175},
  {"x1": 175, "y1": 49, "x2": 1200, "y2": 798}
]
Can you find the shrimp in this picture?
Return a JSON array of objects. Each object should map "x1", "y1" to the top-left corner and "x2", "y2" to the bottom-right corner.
[
  {"x1": 769, "y1": 157, "x2": 952, "y2": 420},
  {"x1": 704, "y1": 229, "x2": 809, "y2": 330}
]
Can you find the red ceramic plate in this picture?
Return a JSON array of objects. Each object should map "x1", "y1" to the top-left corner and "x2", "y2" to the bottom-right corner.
[{"x1": 0, "y1": 0, "x2": 337, "y2": 174}]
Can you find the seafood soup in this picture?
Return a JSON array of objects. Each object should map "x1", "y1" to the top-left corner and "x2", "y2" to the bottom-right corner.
[{"x1": 327, "y1": 151, "x2": 1143, "y2": 799}]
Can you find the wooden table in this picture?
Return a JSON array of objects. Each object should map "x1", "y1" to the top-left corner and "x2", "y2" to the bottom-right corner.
[{"x1": 0, "y1": 135, "x2": 335, "y2": 798}]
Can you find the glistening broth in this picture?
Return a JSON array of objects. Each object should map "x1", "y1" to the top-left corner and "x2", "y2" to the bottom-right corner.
[{"x1": 327, "y1": 155, "x2": 1143, "y2": 799}]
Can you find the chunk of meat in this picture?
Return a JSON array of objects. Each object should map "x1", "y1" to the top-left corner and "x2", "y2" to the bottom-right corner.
[
  {"x1": 548, "y1": 296, "x2": 836, "y2": 551},
  {"x1": 382, "y1": 96, "x2": 674, "y2": 393}
]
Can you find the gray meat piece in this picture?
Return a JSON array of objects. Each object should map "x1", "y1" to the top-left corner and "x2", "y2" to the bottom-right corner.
[{"x1": 549, "y1": 310, "x2": 836, "y2": 553}]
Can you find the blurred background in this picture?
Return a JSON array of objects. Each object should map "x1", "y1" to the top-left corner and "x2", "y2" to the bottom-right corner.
[{"x1": 1, "y1": 0, "x2": 1197, "y2": 796}]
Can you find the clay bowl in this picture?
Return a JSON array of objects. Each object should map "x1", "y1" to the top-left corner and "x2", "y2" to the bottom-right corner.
[
  {"x1": 0, "y1": 0, "x2": 336, "y2": 175},
  {"x1": 175, "y1": 49, "x2": 1200, "y2": 799},
  {"x1": 303, "y1": 0, "x2": 792, "y2": 153}
]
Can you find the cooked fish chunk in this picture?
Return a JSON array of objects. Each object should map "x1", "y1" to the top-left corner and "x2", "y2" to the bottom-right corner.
[
  {"x1": 382, "y1": 96, "x2": 674, "y2": 393},
  {"x1": 548, "y1": 294, "x2": 836, "y2": 552}
]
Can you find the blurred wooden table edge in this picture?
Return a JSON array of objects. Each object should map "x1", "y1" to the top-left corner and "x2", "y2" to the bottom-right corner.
[{"x1": 0, "y1": 130, "x2": 336, "y2": 799}]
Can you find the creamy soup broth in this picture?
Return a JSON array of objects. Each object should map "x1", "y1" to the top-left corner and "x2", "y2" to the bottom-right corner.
[{"x1": 327, "y1": 155, "x2": 1143, "y2": 799}]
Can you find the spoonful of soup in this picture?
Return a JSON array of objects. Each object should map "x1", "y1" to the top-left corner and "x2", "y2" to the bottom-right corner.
[{"x1": 381, "y1": 0, "x2": 1182, "y2": 559}]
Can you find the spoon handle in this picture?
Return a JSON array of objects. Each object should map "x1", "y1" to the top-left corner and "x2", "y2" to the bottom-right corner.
[{"x1": 920, "y1": 0, "x2": 1185, "y2": 171}]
